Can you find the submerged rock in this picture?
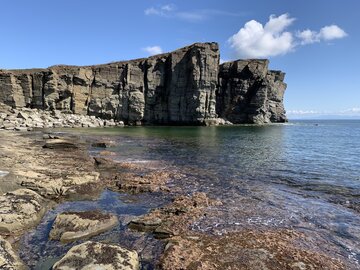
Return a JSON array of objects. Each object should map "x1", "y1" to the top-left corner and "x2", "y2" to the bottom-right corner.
[
  {"x1": 0, "y1": 236, "x2": 26, "y2": 269},
  {"x1": 49, "y1": 210, "x2": 118, "y2": 243},
  {"x1": 52, "y1": 241, "x2": 140, "y2": 270},
  {"x1": 129, "y1": 192, "x2": 221, "y2": 238},
  {"x1": 0, "y1": 189, "x2": 46, "y2": 234},
  {"x1": 159, "y1": 230, "x2": 346, "y2": 270},
  {"x1": 94, "y1": 156, "x2": 183, "y2": 193}
]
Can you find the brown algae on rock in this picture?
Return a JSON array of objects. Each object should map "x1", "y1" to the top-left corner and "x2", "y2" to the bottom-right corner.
[
  {"x1": 49, "y1": 210, "x2": 118, "y2": 243},
  {"x1": 0, "y1": 188, "x2": 47, "y2": 235},
  {"x1": 52, "y1": 241, "x2": 139, "y2": 270}
]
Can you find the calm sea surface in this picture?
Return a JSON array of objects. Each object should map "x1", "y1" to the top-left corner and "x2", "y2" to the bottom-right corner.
[{"x1": 20, "y1": 120, "x2": 360, "y2": 269}]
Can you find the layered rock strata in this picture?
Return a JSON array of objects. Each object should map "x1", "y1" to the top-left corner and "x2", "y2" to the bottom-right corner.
[{"x1": 0, "y1": 42, "x2": 287, "y2": 125}]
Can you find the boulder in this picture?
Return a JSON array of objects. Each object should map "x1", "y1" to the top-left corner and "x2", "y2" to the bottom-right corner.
[
  {"x1": 49, "y1": 210, "x2": 118, "y2": 243},
  {"x1": 43, "y1": 139, "x2": 78, "y2": 149},
  {"x1": 17, "y1": 111, "x2": 29, "y2": 120},
  {"x1": 20, "y1": 171, "x2": 100, "y2": 198},
  {"x1": 0, "y1": 189, "x2": 46, "y2": 234},
  {"x1": 52, "y1": 241, "x2": 140, "y2": 270}
]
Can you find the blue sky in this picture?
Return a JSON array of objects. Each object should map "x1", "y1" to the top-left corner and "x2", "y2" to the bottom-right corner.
[{"x1": 1, "y1": 0, "x2": 359, "y2": 118}]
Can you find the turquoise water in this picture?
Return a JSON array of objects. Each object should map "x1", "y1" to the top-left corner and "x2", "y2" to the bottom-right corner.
[{"x1": 20, "y1": 120, "x2": 360, "y2": 268}]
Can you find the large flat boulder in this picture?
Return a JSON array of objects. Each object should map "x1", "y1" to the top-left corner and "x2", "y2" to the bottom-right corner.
[
  {"x1": 52, "y1": 241, "x2": 139, "y2": 270},
  {"x1": 20, "y1": 171, "x2": 100, "y2": 198},
  {"x1": 0, "y1": 188, "x2": 46, "y2": 234},
  {"x1": 49, "y1": 210, "x2": 118, "y2": 243}
]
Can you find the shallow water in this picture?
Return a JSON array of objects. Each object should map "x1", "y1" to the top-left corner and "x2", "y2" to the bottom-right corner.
[
  {"x1": 20, "y1": 120, "x2": 360, "y2": 268},
  {"x1": 19, "y1": 190, "x2": 169, "y2": 269}
]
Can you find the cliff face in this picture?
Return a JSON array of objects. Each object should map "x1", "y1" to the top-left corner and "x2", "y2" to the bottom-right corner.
[
  {"x1": 217, "y1": 59, "x2": 287, "y2": 124},
  {"x1": 0, "y1": 42, "x2": 287, "y2": 125}
]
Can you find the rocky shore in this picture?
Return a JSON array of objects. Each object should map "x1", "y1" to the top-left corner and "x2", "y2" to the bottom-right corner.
[
  {"x1": 0, "y1": 128, "x2": 353, "y2": 269},
  {"x1": 0, "y1": 131, "x2": 353, "y2": 270},
  {"x1": 0, "y1": 102, "x2": 124, "y2": 131}
]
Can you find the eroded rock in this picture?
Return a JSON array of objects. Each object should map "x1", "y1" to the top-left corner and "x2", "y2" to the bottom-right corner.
[
  {"x1": 49, "y1": 210, "x2": 118, "y2": 243},
  {"x1": 0, "y1": 189, "x2": 46, "y2": 234},
  {"x1": 52, "y1": 241, "x2": 140, "y2": 270}
]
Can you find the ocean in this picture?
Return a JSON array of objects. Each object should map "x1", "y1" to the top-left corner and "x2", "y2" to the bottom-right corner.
[{"x1": 20, "y1": 120, "x2": 360, "y2": 269}]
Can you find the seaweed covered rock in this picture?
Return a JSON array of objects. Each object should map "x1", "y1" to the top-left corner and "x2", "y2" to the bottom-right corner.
[
  {"x1": 52, "y1": 241, "x2": 139, "y2": 270},
  {"x1": 49, "y1": 210, "x2": 118, "y2": 243},
  {"x1": 0, "y1": 189, "x2": 46, "y2": 234},
  {"x1": 129, "y1": 192, "x2": 221, "y2": 238}
]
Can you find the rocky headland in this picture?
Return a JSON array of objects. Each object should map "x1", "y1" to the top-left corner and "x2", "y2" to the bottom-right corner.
[{"x1": 0, "y1": 42, "x2": 287, "y2": 127}]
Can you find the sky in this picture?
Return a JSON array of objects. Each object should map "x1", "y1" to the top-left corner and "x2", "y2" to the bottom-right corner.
[{"x1": 1, "y1": 0, "x2": 359, "y2": 118}]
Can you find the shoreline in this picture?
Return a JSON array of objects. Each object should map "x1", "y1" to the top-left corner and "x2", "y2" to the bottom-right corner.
[{"x1": 0, "y1": 128, "x2": 355, "y2": 269}]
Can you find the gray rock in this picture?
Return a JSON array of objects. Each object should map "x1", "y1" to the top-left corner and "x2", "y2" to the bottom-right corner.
[
  {"x1": 217, "y1": 60, "x2": 287, "y2": 124},
  {"x1": 17, "y1": 111, "x2": 29, "y2": 120}
]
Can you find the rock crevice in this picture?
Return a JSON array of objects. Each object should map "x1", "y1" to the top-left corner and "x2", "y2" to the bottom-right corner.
[{"x1": 0, "y1": 42, "x2": 287, "y2": 125}]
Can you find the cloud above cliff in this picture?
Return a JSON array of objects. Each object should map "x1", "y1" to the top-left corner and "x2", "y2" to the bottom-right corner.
[
  {"x1": 228, "y1": 14, "x2": 347, "y2": 58},
  {"x1": 144, "y1": 4, "x2": 241, "y2": 22},
  {"x1": 142, "y1": 46, "x2": 163, "y2": 55}
]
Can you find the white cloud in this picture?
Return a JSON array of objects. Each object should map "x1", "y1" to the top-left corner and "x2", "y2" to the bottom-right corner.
[
  {"x1": 144, "y1": 4, "x2": 175, "y2": 16},
  {"x1": 287, "y1": 108, "x2": 360, "y2": 118},
  {"x1": 161, "y1": 4, "x2": 175, "y2": 12},
  {"x1": 228, "y1": 14, "x2": 295, "y2": 58},
  {"x1": 229, "y1": 14, "x2": 347, "y2": 59},
  {"x1": 143, "y1": 46, "x2": 163, "y2": 56},
  {"x1": 340, "y1": 108, "x2": 360, "y2": 114},
  {"x1": 297, "y1": 29, "x2": 319, "y2": 45},
  {"x1": 319, "y1": 25, "x2": 347, "y2": 40},
  {"x1": 297, "y1": 25, "x2": 347, "y2": 44},
  {"x1": 287, "y1": 110, "x2": 324, "y2": 115},
  {"x1": 144, "y1": 4, "x2": 240, "y2": 22}
]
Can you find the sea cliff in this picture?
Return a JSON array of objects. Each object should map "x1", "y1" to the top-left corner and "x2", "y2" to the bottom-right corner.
[{"x1": 0, "y1": 42, "x2": 287, "y2": 125}]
